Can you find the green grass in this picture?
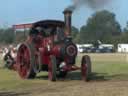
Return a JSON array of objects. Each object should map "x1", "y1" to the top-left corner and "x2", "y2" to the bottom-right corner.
[
  {"x1": 92, "y1": 62, "x2": 128, "y2": 80},
  {"x1": 1, "y1": 53, "x2": 128, "y2": 91},
  {"x1": 0, "y1": 57, "x2": 49, "y2": 91},
  {"x1": 77, "y1": 53, "x2": 128, "y2": 81},
  {"x1": 0, "y1": 69, "x2": 49, "y2": 91}
]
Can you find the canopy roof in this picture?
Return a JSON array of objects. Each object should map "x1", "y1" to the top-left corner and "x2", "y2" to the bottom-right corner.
[{"x1": 32, "y1": 20, "x2": 65, "y2": 29}]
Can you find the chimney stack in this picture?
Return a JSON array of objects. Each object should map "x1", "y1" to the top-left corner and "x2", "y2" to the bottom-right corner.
[{"x1": 63, "y1": 9, "x2": 72, "y2": 37}]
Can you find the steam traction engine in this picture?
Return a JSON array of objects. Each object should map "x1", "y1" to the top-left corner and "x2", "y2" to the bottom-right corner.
[{"x1": 15, "y1": 9, "x2": 91, "y2": 81}]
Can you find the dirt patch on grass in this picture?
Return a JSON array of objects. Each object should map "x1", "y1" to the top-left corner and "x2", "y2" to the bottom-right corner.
[{"x1": 7, "y1": 80, "x2": 128, "y2": 96}]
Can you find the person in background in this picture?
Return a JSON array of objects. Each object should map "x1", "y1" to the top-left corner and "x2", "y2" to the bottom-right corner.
[{"x1": 3, "y1": 45, "x2": 16, "y2": 69}]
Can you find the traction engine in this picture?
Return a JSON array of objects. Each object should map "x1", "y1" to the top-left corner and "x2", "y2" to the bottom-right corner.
[{"x1": 14, "y1": 9, "x2": 92, "y2": 81}]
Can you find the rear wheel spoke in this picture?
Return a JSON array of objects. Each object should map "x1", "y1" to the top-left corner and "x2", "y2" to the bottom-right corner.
[{"x1": 17, "y1": 43, "x2": 36, "y2": 79}]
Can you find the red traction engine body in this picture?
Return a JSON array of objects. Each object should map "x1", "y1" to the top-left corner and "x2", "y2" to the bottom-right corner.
[{"x1": 15, "y1": 10, "x2": 91, "y2": 81}]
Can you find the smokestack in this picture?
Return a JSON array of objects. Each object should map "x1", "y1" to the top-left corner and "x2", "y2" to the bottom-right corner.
[{"x1": 63, "y1": 9, "x2": 72, "y2": 37}]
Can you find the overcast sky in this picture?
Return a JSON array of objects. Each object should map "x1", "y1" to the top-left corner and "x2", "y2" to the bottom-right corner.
[{"x1": 0, "y1": 0, "x2": 127, "y2": 29}]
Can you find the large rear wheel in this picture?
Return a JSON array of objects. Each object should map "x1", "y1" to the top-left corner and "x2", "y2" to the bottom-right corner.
[
  {"x1": 16, "y1": 43, "x2": 36, "y2": 79},
  {"x1": 81, "y1": 55, "x2": 91, "y2": 81}
]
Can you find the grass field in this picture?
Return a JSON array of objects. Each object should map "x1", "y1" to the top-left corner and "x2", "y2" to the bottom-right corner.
[
  {"x1": 76, "y1": 53, "x2": 128, "y2": 82},
  {"x1": 1, "y1": 53, "x2": 128, "y2": 96}
]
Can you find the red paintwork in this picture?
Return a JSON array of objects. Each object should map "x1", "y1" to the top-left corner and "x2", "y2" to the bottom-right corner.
[
  {"x1": 62, "y1": 65, "x2": 80, "y2": 72},
  {"x1": 13, "y1": 13, "x2": 89, "y2": 80},
  {"x1": 13, "y1": 23, "x2": 33, "y2": 29},
  {"x1": 15, "y1": 30, "x2": 79, "y2": 78}
]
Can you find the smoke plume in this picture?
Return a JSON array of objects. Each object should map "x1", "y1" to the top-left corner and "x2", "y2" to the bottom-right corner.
[{"x1": 66, "y1": 0, "x2": 111, "y2": 11}]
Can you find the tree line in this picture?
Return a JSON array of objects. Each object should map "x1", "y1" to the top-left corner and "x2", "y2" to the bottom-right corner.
[
  {"x1": 0, "y1": 10, "x2": 128, "y2": 45},
  {"x1": 0, "y1": 28, "x2": 15, "y2": 44},
  {"x1": 72, "y1": 10, "x2": 128, "y2": 47}
]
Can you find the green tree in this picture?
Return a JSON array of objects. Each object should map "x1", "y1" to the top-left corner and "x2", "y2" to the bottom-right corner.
[
  {"x1": 4, "y1": 28, "x2": 15, "y2": 43},
  {"x1": 0, "y1": 28, "x2": 15, "y2": 44},
  {"x1": 120, "y1": 22, "x2": 128, "y2": 43},
  {"x1": 79, "y1": 10, "x2": 121, "y2": 44},
  {"x1": 123, "y1": 22, "x2": 128, "y2": 33},
  {"x1": 0, "y1": 29, "x2": 4, "y2": 42},
  {"x1": 71, "y1": 26, "x2": 79, "y2": 43}
]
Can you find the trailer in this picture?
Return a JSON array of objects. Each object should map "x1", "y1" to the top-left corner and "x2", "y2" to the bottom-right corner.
[{"x1": 118, "y1": 44, "x2": 128, "y2": 53}]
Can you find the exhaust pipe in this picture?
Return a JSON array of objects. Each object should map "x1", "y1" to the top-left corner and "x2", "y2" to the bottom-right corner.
[{"x1": 63, "y1": 9, "x2": 72, "y2": 37}]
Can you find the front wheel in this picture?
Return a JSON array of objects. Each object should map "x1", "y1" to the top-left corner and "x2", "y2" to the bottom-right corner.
[
  {"x1": 48, "y1": 55, "x2": 57, "y2": 81},
  {"x1": 81, "y1": 55, "x2": 91, "y2": 81}
]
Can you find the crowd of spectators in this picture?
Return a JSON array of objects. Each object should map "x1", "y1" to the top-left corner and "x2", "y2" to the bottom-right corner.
[{"x1": 0, "y1": 45, "x2": 17, "y2": 69}]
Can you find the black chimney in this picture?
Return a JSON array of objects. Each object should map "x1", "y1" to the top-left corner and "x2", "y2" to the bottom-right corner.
[{"x1": 63, "y1": 9, "x2": 72, "y2": 37}]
